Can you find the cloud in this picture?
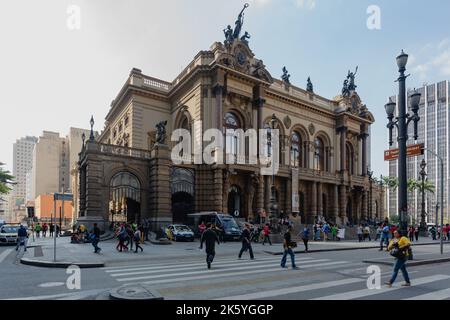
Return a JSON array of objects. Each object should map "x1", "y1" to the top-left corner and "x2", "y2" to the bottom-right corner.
[{"x1": 410, "y1": 39, "x2": 450, "y2": 80}]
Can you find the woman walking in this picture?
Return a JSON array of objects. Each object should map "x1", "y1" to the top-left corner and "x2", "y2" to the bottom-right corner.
[
  {"x1": 134, "y1": 229, "x2": 143, "y2": 253},
  {"x1": 385, "y1": 230, "x2": 412, "y2": 288},
  {"x1": 116, "y1": 224, "x2": 128, "y2": 252},
  {"x1": 301, "y1": 227, "x2": 310, "y2": 252}
]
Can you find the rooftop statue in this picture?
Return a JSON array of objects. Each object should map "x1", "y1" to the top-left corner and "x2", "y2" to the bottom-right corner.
[
  {"x1": 347, "y1": 66, "x2": 358, "y2": 91},
  {"x1": 223, "y1": 25, "x2": 234, "y2": 44},
  {"x1": 240, "y1": 31, "x2": 251, "y2": 43},
  {"x1": 223, "y1": 3, "x2": 250, "y2": 44},
  {"x1": 307, "y1": 77, "x2": 314, "y2": 93},
  {"x1": 342, "y1": 79, "x2": 350, "y2": 97},
  {"x1": 281, "y1": 67, "x2": 291, "y2": 84}
]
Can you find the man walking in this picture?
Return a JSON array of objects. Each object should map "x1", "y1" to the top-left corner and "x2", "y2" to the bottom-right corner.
[
  {"x1": 91, "y1": 223, "x2": 101, "y2": 254},
  {"x1": 262, "y1": 223, "x2": 272, "y2": 246},
  {"x1": 16, "y1": 225, "x2": 28, "y2": 252},
  {"x1": 380, "y1": 224, "x2": 390, "y2": 251},
  {"x1": 239, "y1": 223, "x2": 255, "y2": 260},
  {"x1": 200, "y1": 223, "x2": 220, "y2": 269},
  {"x1": 281, "y1": 225, "x2": 299, "y2": 270}
]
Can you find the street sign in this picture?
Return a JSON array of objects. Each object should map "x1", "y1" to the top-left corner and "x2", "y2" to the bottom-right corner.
[
  {"x1": 384, "y1": 144, "x2": 424, "y2": 161},
  {"x1": 53, "y1": 193, "x2": 74, "y2": 201}
]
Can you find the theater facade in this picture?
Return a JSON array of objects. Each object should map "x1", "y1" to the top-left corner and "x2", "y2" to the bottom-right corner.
[{"x1": 75, "y1": 9, "x2": 385, "y2": 231}]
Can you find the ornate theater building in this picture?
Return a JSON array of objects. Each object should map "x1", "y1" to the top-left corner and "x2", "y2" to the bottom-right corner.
[{"x1": 76, "y1": 6, "x2": 385, "y2": 231}]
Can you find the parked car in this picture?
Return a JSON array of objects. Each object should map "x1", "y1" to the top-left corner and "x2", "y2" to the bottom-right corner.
[
  {"x1": 165, "y1": 224, "x2": 195, "y2": 242},
  {"x1": 0, "y1": 224, "x2": 20, "y2": 245}
]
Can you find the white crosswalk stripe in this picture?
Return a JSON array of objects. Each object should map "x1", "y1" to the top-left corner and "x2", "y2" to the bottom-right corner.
[
  {"x1": 405, "y1": 288, "x2": 450, "y2": 300},
  {"x1": 103, "y1": 255, "x2": 350, "y2": 287},
  {"x1": 312, "y1": 275, "x2": 450, "y2": 300}
]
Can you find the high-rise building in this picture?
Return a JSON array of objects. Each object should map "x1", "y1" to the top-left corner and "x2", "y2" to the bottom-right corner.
[
  {"x1": 387, "y1": 80, "x2": 450, "y2": 224},
  {"x1": 31, "y1": 131, "x2": 68, "y2": 199}
]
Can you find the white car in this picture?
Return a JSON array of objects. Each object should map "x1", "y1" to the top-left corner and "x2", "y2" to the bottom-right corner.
[
  {"x1": 0, "y1": 224, "x2": 20, "y2": 245},
  {"x1": 166, "y1": 225, "x2": 195, "y2": 242}
]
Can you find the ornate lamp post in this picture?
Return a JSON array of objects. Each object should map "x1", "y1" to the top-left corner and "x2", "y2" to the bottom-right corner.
[
  {"x1": 367, "y1": 168, "x2": 374, "y2": 222},
  {"x1": 419, "y1": 159, "x2": 427, "y2": 231},
  {"x1": 385, "y1": 50, "x2": 421, "y2": 236},
  {"x1": 269, "y1": 114, "x2": 278, "y2": 218}
]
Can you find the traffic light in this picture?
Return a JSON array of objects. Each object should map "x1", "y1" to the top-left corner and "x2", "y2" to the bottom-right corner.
[{"x1": 27, "y1": 206, "x2": 35, "y2": 218}]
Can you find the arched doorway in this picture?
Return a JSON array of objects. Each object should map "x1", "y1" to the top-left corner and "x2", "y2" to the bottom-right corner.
[
  {"x1": 322, "y1": 193, "x2": 328, "y2": 219},
  {"x1": 109, "y1": 172, "x2": 141, "y2": 224},
  {"x1": 171, "y1": 168, "x2": 195, "y2": 224},
  {"x1": 299, "y1": 192, "x2": 305, "y2": 223},
  {"x1": 346, "y1": 197, "x2": 353, "y2": 225},
  {"x1": 228, "y1": 185, "x2": 243, "y2": 218}
]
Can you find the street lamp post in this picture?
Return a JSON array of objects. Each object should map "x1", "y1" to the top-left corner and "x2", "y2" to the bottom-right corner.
[
  {"x1": 367, "y1": 168, "x2": 374, "y2": 222},
  {"x1": 419, "y1": 159, "x2": 427, "y2": 231},
  {"x1": 385, "y1": 50, "x2": 421, "y2": 236}
]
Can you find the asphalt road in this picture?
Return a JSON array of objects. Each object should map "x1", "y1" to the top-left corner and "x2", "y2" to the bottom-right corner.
[{"x1": 1, "y1": 242, "x2": 450, "y2": 300}]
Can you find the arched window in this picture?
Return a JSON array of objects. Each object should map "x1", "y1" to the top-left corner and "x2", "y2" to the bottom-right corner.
[
  {"x1": 291, "y1": 132, "x2": 302, "y2": 167},
  {"x1": 178, "y1": 115, "x2": 191, "y2": 158},
  {"x1": 314, "y1": 137, "x2": 325, "y2": 171},
  {"x1": 264, "y1": 119, "x2": 283, "y2": 164},
  {"x1": 346, "y1": 143, "x2": 355, "y2": 175},
  {"x1": 224, "y1": 112, "x2": 241, "y2": 158}
]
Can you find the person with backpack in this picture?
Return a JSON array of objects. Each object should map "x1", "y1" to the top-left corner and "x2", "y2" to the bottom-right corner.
[
  {"x1": 386, "y1": 230, "x2": 412, "y2": 288},
  {"x1": 322, "y1": 223, "x2": 330, "y2": 242},
  {"x1": 16, "y1": 225, "x2": 28, "y2": 252},
  {"x1": 380, "y1": 224, "x2": 390, "y2": 251},
  {"x1": 357, "y1": 225, "x2": 363, "y2": 242},
  {"x1": 281, "y1": 225, "x2": 299, "y2": 270},
  {"x1": 199, "y1": 223, "x2": 220, "y2": 269},
  {"x1": 134, "y1": 228, "x2": 143, "y2": 253},
  {"x1": 34, "y1": 223, "x2": 42, "y2": 238}
]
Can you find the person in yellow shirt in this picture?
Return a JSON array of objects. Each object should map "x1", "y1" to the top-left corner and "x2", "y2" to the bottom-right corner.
[{"x1": 385, "y1": 230, "x2": 411, "y2": 288}]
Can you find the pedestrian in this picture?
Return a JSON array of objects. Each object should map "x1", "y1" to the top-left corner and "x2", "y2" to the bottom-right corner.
[
  {"x1": 16, "y1": 225, "x2": 28, "y2": 252},
  {"x1": 281, "y1": 225, "x2": 299, "y2": 270},
  {"x1": 322, "y1": 222, "x2": 330, "y2": 242},
  {"x1": 357, "y1": 225, "x2": 363, "y2": 242},
  {"x1": 408, "y1": 226, "x2": 415, "y2": 242},
  {"x1": 390, "y1": 225, "x2": 398, "y2": 240},
  {"x1": 259, "y1": 209, "x2": 267, "y2": 225},
  {"x1": 375, "y1": 224, "x2": 382, "y2": 242},
  {"x1": 116, "y1": 224, "x2": 128, "y2": 252},
  {"x1": 331, "y1": 224, "x2": 338, "y2": 241},
  {"x1": 430, "y1": 226, "x2": 437, "y2": 240},
  {"x1": 300, "y1": 226, "x2": 310, "y2": 252},
  {"x1": 364, "y1": 225, "x2": 371, "y2": 241},
  {"x1": 414, "y1": 225, "x2": 420, "y2": 242},
  {"x1": 198, "y1": 221, "x2": 206, "y2": 235},
  {"x1": 442, "y1": 225, "x2": 448, "y2": 241},
  {"x1": 125, "y1": 224, "x2": 134, "y2": 251},
  {"x1": 49, "y1": 223, "x2": 54, "y2": 237},
  {"x1": 91, "y1": 223, "x2": 101, "y2": 254},
  {"x1": 262, "y1": 223, "x2": 272, "y2": 246},
  {"x1": 199, "y1": 223, "x2": 220, "y2": 269},
  {"x1": 143, "y1": 219, "x2": 150, "y2": 242},
  {"x1": 42, "y1": 223, "x2": 48, "y2": 238},
  {"x1": 314, "y1": 224, "x2": 321, "y2": 241},
  {"x1": 446, "y1": 224, "x2": 450, "y2": 241},
  {"x1": 34, "y1": 223, "x2": 41, "y2": 238},
  {"x1": 380, "y1": 224, "x2": 390, "y2": 251},
  {"x1": 239, "y1": 223, "x2": 255, "y2": 260},
  {"x1": 385, "y1": 230, "x2": 412, "y2": 288},
  {"x1": 134, "y1": 228, "x2": 143, "y2": 253}
]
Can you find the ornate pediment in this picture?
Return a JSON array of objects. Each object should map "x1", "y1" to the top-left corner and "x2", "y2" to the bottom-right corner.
[{"x1": 334, "y1": 91, "x2": 374, "y2": 122}]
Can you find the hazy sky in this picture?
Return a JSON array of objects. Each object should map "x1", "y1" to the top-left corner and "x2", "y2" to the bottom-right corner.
[{"x1": 1, "y1": 0, "x2": 449, "y2": 177}]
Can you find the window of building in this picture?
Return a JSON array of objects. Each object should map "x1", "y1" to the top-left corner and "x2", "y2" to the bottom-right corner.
[
  {"x1": 314, "y1": 137, "x2": 325, "y2": 171},
  {"x1": 224, "y1": 112, "x2": 241, "y2": 158},
  {"x1": 291, "y1": 132, "x2": 302, "y2": 167}
]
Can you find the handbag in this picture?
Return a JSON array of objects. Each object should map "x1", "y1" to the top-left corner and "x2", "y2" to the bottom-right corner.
[
  {"x1": 390, "y1": 243, "x2": 406, "y2": 259},
  {"x1": 289, "y1": 241, "x2": 298, "y2": 248}
]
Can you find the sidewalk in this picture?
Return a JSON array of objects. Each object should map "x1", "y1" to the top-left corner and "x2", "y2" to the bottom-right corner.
[{"x1": 19, "y1": 236, "x2": 450, "y2": 268}]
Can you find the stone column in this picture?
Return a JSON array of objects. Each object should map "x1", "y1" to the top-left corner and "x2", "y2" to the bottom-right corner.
[
  {"x1": 286, "y1": 178, "x2": 292, "y2": 216},
  {"x1": 317, "y1": 183, "x2": 323, "y2": 217},
  {"x1": 331, "y1": 184, "x2": 339, "y2": 223},
  {"x1": 256, "y1": 175, "x2": 264, "y2": 214},
  {"x1": 339, "y1": 185, "x2": 347, "y2": 224},
  {"x1": 149, "y1": 143, "x2": 172, "y2": 231},
  {"x1": 310, "y1": 182, "x2": 317, "y2": 223},
  {"x1": 361, "y1": 191, "x2": 368, "y2": 222},
  {"x1": 360, "y1": 133, "x2": 369, "y2": 176},
  {"x1": 214, "y1": 169, "x2": 224, "y2": 213},
  {"x1": 264, "y1": 175, "x2": 271, "y2": 213},
  {"x1": 213, "y1": 85, "x2": 224, "y2": 130},
  {"x1": 338, "y1": 127, "x2": 348, "y2": 172}
]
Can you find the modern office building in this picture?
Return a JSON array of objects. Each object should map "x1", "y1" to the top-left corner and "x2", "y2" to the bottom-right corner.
[
  {"x1": 387, "y1": 80, "x2": 450, "y2": 224},
  {"x1": 12, "y1": 136, "x2": 38, "y2": 202}
]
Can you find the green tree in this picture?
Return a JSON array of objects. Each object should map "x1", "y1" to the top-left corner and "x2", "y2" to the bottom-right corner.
[{"x1": 0, "y1": 162, "x2": 15, "y2": 200}]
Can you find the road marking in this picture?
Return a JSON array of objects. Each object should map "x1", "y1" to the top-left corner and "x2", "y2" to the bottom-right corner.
[
  {"x1": 115, "y1": 259, "x2": 333, "y2": 282},
  {"x1": 110, "y1": 258, "x2": 330, "y2": 278},
  {"x1": 215, "y1": 278, "x2": 364, "y2": 300},
  {"x1": 405, "y1": 288, "x2": 450, "y2": 300},
  {"x1": 105, "y1": 256, "x2": 315, "y2": 273},
  {"x1": 0, "y1": 249, "x2": 13, "y2": 263},
  {"x1": 38, "y1": 282, "x2": 65, "y2": 288},
  {"x1": 312, "y1": 275, "x2": 450, "y2": 300},
  {"x1": 135, "y1": 261, "x2": 349, "y2": 286},
  {"x1": 6, "y1": 289, "x2": 105, "y2": 300}
]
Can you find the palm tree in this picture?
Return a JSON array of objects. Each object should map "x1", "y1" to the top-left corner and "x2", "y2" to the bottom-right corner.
[{"x1": 0, "y1": 162, "x2": 15, "y2": 201}]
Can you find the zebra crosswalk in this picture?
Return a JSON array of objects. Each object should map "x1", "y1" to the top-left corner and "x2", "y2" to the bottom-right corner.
[{"x1": 102, "y1": 255, "x2": 450, "y2": 300}]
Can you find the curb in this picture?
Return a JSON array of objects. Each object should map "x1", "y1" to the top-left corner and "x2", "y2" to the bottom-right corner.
[
  {"x1": 363, "y1": 257, "x2": 450, "y2": 267},
  {"x1": 20, "y1": 258, "x2": 104, "y2": 269}
]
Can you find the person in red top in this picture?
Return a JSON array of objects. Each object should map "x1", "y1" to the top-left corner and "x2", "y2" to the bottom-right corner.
[
  {"x1": 443, "y1": 225, "x2": 448, "y2": 241},
  {"x1": 262, "y1": 223, "x2": 272, "y2": 246},
  {"x1": 390, "y1": 225, "x2": 398, "y2": 240},
  {"x1": 198, "y1": 222, "x2": 206, "y2": 235}
]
